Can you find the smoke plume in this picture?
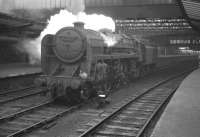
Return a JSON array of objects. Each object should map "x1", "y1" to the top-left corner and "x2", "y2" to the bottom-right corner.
[
  {"x1": 22, "y1": 9, "x2": 115, "y2": 64},
  {"x1": 70, "y1": 0, "x2": 85, "y2": 14},
  {"x1": 0, "y1": 0, "x2": 15, "y2": 13},
  {"x1": 6, "y1": 0, "x2": 116, "y2": 64}
]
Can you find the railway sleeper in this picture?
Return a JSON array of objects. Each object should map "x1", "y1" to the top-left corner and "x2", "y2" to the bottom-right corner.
[
  {"x1": 101, "y1": 124, "x2": 140, "y2": 132},
  {"x1": 95, "y1": 129, "x2": 137, "y2": 137},
  {"x1": 109, "y1": 120, "x2": 144, "y2": 128}
]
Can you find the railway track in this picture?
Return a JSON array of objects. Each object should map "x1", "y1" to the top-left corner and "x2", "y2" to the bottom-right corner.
[
  {"x1": 0, "y1": 86, "x2": 52, "y2": 125},
  {"x1": 0, "y1": 69, "x2": 194, "y2": 137},
  {"x1": 77, "y1": 71, "x2": 189, "y2": 137},
  {"x1": 0, "y1": 86, "x2": 48, "y2": 104},
  {"x1": 0, "y1": 73, "x2": 81, "y2": 137},
  {"x1": 0, "y1": 101, "x2": 80, "y2": 137},
  {"x1": 0, "y1": 81, "x2": 80, "y2": 137},
  {"x1": 0, "y1": 86, "x2": 34, "y2": 95}
]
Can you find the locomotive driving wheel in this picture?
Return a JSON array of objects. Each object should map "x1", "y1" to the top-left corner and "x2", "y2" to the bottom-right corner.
[
  {"x1": 80, "y1": 82, "x2": 94, "y2": 100},
  {"x1": 65, "y1": 87, "x2": 81, "y2": 104}
]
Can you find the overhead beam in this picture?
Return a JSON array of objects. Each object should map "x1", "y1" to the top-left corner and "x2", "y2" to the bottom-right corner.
[{"x1": 85, "y1": 4, "x2": 183, "y2": 19}]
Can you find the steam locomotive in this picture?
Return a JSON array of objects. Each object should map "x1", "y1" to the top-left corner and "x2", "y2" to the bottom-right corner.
[{"x1": 38, "y1": 22, "x2": 198, "y2": 103}]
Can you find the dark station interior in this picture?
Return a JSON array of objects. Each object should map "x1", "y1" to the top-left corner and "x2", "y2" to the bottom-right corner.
[{"x1": 0, "y1": 0, "x2": 200, "y2": 137}]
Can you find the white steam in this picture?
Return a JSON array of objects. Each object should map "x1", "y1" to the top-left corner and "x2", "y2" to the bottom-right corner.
[
  {"x1": 40, "y1": 10, "x2": 115, "y2": 38},
  {"x1": 0, "y1": 0, "x2": 15, "y2": 13},
  {"x1": 100, "y1": 29, "x2": 118, "y2": 47},
  {"x1": 18, "y1": 38, "x2": 41, "y2": 65},
  {"x1": 70, "y1": 0, "x2": 85, "y2": 14},
  {"x1": 21, "y1": 9, "x2": 115, "y2": 64}
]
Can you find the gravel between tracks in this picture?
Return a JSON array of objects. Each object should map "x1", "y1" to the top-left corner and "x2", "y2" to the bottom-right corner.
[{"x1": 26, "y1": 69, "x2": 192, "y2": 137}]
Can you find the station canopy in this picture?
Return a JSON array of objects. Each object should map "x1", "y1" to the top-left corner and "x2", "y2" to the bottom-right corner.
[
  {"x1": 85, "y1": 0, "x2": 182, "y2": 19},
  {"x1": 0, "y1": 12, "x2": 45, "y2": 38},
  {"x1": 179, "y1": 0, "x2": 200, "y2": 31},
  {"x1": 85, "y1": 0, "x2": 200, "y2": 50},
  {"x1": 85, "y1": 0, "x2": 199, "y2": 34},
  {"x1": 115, "y1": 18, "x2": 192, "y2": 35}
]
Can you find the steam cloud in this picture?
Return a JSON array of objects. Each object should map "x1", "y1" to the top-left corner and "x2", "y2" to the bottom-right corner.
[
  {"x1": 70, "y1": 0, "x2": 85, "y2": 14},
  {"x1": 2, "y1": 0, "x2": 116, "y2": 64},
  {"x1": 14, "y1": 0, "x2": 86, "y2": 65},
  {"x1": 27, "y1": 9, "x2": 114, "y2": 65},
  {"x1": 27, "y1": 10, "x2": 115, "y2": 64},
  {"x1": 16, "y1": 38, "x2": 41, "y2": 65},
  {"x1": 0, "y1": 0, "x2": 15, "y2": 13}
]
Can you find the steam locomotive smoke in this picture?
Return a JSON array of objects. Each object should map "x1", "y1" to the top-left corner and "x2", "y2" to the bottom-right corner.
[
  {"x1": 100, "y1": 32, "x2": 118, "y2": 47},
  {"x1": 23, "y1": 9, "x2": 115, "y2": 64},
  {"x1": 40, "y1": 10, "x2": 115, "y2": 37},
  {"x1": 20, "y1": 39, "x2": 41, "y2": 65}
]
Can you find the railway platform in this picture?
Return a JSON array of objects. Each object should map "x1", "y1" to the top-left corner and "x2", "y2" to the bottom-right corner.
[
  {"x1": 151, "y1": 68, "x2": 200, "y2": 137},
  {"x1": 0, "y1": 63, "x2": 41, "y2": 79}
]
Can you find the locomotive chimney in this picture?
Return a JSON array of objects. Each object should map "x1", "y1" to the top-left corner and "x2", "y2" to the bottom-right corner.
[{"x1": 73, "y1": 21, "x2": 84, "y2": 30}]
